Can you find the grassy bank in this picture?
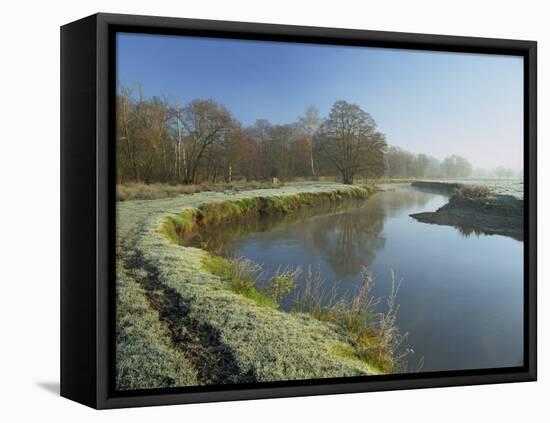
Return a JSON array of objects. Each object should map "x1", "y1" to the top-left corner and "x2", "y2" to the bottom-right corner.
[
  {"x1": 159, "y1": 185, "x2": 374, "y2": 243},
  {"x1": 156, "y1": 185, "x2": 405, "y2": 372},
  {"x1": 116, "y1": 183, "x2": 392, "y2": 389}
]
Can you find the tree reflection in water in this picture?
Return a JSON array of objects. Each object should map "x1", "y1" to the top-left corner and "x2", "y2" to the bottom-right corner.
[
  {"x1": 311, "y1": 204, "x2": 386, "y2": 279},
  {"x1": 183, "y1": 186, "x2": 435, "y2": 309}
]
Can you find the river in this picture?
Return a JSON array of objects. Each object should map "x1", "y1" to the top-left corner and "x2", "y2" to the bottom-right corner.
[{"x1": 196, "y1": 184, "x2": 524, "y2": 373}]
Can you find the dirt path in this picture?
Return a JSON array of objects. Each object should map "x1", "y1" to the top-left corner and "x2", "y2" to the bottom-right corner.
[{"x1": 120, "y1": 246, "x2": 256, "y2": 385}]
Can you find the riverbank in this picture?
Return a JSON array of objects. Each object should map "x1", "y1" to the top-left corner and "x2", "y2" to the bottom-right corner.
[
  {"x1": 116, "y1": 183, "x2": 386, "y2": 390},
  {"x1": 410, "y1": 181, "x2": 523, "y2": 240}
]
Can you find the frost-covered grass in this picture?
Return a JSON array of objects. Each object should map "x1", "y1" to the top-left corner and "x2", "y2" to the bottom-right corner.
[
  {"x1": 116, "y1": 183, "x2": 382, "y2": 389},
  {"x1": 116, "y1": 180, "x2": 289, "y2": 201},
  {"x1": 116, "y1": 264, "x2": 198, "y2": 390},
  {"x1": 423, "y1": 179, "x2": 523, "y2": 199}
]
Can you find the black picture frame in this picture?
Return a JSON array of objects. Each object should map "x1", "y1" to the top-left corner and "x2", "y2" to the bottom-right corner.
[{"x1": 60, "y1": 12, "x2": 537, "y2": 409}]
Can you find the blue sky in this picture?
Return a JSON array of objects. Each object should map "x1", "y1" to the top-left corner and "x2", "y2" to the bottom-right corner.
[{"x1": 117, "y1": 33, "x2": 523, "y2": 170}]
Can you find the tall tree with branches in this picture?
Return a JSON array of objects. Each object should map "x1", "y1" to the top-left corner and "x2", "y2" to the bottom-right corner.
[
  {"x1": 180, "y1": 99, "x2": 233, "y2": 184},
  {"x1": 316, "y1": 101, "x2": 387, "y2": 184}
]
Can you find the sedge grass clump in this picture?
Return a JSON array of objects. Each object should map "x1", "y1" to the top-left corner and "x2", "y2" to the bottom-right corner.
[
  {"x1": 268, "y1": 267, "x2": 301, "y2": 304},
  {"x1": 202, "y1": 255, "x2": 276, "y2": 308},
  {"x1": 295, "y1": 267, "x2": 409, "y2": 373},
  {"x1": 200, "y1": 255, "x2": 235, "y2": 278},
  {"x1": 328, "y1": 271, "x2": 380, "y2": 339},
  {"x1": 455, "y1": 185, "x2": 493, "y2": 199},
  {"x1": 353, "y1": 271, "x2": 411, "y2": 373},
  {"x1": 295, "y1": 266, "x2": 334, "y2": 320},
  {"x1": 226, "y1": 258, "x2": 262, "y2": 294},
  {"x1": 202, "y1": 256, "x2": 302, "y2": 308}
]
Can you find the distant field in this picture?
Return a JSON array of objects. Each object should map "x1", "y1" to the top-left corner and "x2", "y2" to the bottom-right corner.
[
  {"x1": 423, "y1": 179, "x2": 524, "y2": 199},
  {"x1": 117, "y1": 178, "x2": 524, "y2": 202}
]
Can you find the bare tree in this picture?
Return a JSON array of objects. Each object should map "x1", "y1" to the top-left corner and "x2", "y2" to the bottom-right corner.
[
  {"x1": 117, "y1": 91, "x2": 477, "y2": 186},
  {"x1": 249, "y1": 119, "x2": 273, "y2": 180},
  {"x1": 148, "y1": 96, "x2": 171, "y2": 181},
  {"x1": 180, "y1": 99, "x2": 233, "y2": 184},
  {"x1": 316, "y1": 101, "x2": 387, "y2": 184},
  {"x1": 298, "y1": 106, "x2": 321, "y2": 178},
  {"x1": 117, "y1": 85, "x2": 139, "y2": 182}
]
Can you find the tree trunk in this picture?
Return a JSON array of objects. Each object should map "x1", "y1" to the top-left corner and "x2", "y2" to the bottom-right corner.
[
  {"x1": 175, "y1": 107, "x2": 183, "y2": 181},
  {"x1": 121, "y1": 99, "x2": 139, "y2": 182},
  {"x1": 182, "y1": 148, "x2": 188, "y2": 183},
  {"x1": 309, "y1": 139, "x2": 316, "y2": 178},
  {"x1": 342, "y1": 170, "x2": 354, "y2": 185},
  {"x1": 162, "y1": 142, "x2": 168, "y2": 181}
]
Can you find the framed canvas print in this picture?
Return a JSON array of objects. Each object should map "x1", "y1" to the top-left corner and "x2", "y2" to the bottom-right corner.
[{"x1": 60, "y1": 13, "x2": 537, "y2": 409}]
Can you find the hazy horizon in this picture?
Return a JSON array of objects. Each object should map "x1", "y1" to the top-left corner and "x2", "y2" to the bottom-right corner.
[{"x1": 117, "y1": 33, "x2": 524, "y2": 171}]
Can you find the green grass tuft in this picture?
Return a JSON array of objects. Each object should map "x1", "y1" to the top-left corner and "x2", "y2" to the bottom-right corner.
[
  {"x1": 200, "y1": 255, "x2": 235, "y2": 277},
  {"x1": 159, "y1": 209, "x2": 198, "y2": 243},
  {"x1": 202, "y1": 255, "x2": 277, "y2": 309}
]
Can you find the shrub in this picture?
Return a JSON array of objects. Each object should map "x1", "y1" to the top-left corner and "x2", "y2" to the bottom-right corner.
[{"x1": 455, "y1": 185, "x2": 493, "y2": 199}]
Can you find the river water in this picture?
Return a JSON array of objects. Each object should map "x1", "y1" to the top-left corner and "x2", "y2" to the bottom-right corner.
[{"x1": 200, "y1": 185, "x2": 524, "y2": 373}]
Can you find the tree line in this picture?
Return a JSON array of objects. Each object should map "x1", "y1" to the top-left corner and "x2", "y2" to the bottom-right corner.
[
  {"x1": 116, "y1": 87, "x2": 476, "y2": 185},
  {"x1": 385, "y1": 147, "x2": 473, "y2": 179}
]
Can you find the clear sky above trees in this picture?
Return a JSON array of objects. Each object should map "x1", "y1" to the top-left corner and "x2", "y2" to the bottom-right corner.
[{"x1": 117, "y1": 33, "x2": 523, "y2": 170}]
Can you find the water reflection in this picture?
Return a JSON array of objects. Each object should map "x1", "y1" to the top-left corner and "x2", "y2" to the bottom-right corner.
[
  {"x1": 313, "y1": 211, "x2": 385, "y2": 278},
  {"x1": 193, "y1": 187, "x2": 436, "y2": 279}
]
